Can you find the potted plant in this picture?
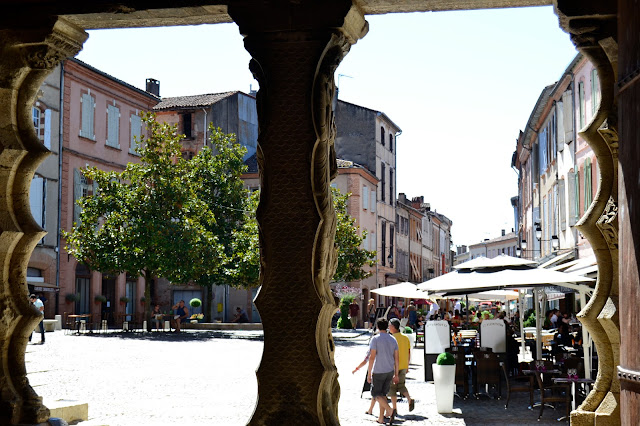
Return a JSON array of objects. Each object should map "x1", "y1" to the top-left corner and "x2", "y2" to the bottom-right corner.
[
  {"x1": 119, "y1": 296, "x2": 130, "y2": 304},
  {"x1": 403, "y1": 326, "x2": 416, "y2": 349},
  {"x1": 140, "y1": 296, "x2": 146, "y2": 305},
  {"x1": 189, "y1": 298, "x2": 202, "y2": 309},
  {"x1": 94, "y1": 295, "x2": 107, "y2": 304},
  {"x1": 433, "y1": 352, "x2": 456, "y2": 413},
  {"x1": 65, "y1": 293, "x2": 78, "y2": 303}
]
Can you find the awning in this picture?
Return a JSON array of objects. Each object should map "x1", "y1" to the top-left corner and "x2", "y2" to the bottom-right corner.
[{"x1": 538, "y1": 250, "x2": 575, "y2": 269}]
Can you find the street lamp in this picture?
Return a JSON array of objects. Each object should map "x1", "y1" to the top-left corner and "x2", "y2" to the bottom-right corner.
[
  {"x1": 521, "y1": 239, "x2": 527, "y2": 250},
  {"x1": 516, "y1": 246, "x2": 522, "y2": 257},
  {"x1": 387, "y1": 252, "x2": 393, "y2": 267},
  {"x1": 535, "y1": 223, "x2": 542, "y2": 241}
]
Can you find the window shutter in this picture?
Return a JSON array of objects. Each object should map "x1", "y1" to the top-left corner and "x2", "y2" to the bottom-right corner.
[
  {"x1": 44, "y1": 109, "x2": 52, "y2": 149},
  {"x1": 130, "y1": 113, "x2": 142, "y2": 154},
  {"x1": 559, "y1": 178, "x2": 566, "y2": 231},
  {"x1": 80, "y1": 93, "x2": 95, "y2": 139},
  {"x1": 73, "y1": 168, "x2": 82, "y2": 225},
  {"x1": 370, "y1": 190, "x2": 376, "y2": 212},
  {"x1": 107, "y1": 105, "x2": 120, "y2": 148},
  {"x1": 556, "y1": 102, "x2": 565, "y2": 151},
  {"x1": 578, "y1": 82, "x2": 585, "y2": 128},
  {"x1": 591, "y1": 69, "x2": 600, "y2": 115},
  {"x1": 568, "y1": 170, "x2": 580, "y2": 225},
  {"x1": 29, "y1": 176, "x2": 44, "y2": 228},
  {"x1": 362, "y1": 185, "x2": 368, "y2": 210},
  {"x1": 539, "y1": 129, "x2": 547, "y2": 175}
]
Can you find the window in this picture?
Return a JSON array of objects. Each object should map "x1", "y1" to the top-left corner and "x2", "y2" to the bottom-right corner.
[
  {"x1": 362, "y1": 185, "x2": 368, "y2": 210},
  {"x1": 75, "y1": 263, "x2": 91, "y2": 314},
  {"x1": 578, "y1": 81, "x2": 585, "y2": 129},
  {"x1": 389, "y1": 168, "x2": 394, "y2": 205},
  {"x1": 106, "y1": 104, "x2": 120, "y2": 148},
  {"x1": 29, "y1": 176, "x2": 46, "y2": 230},
  {"x1": 389, "y1": 133, "x2": 393, "y2": 153},
  {"x1": 389, "y1": 224, "x2": 394, "y2": 267},
  {"x1": 380, "y1": 162, "x2": 386, "y2": 202},
  {"x1": 73, "y1": 168, "x2": 95, "y2": 225},
  {"x1": 381, "y1": 221, "x2": 386, "y2": 266},
  {"x1": 80, "y1": 92, "x2": 95, "y2": 140},
  {"x1": 182, "y1": 113, "x2": 192, "y2": 139},
  {"x1": 584, "y1": 158, "x2": 592, "y2": 211},
  {"x1": 32, "y1": 107, "x2": 41, "y2": 137},
  {"x1": 125, "y1": 276, "x2": 137, "y2": 315},
  {"x1": 591, "y1": 68, "x2": 600, "y2": 115},
  {"x1": 130, "y1": 113, "x2": 142, "y2": 154},
  {"x1": 380, "y1": 126, "x2": 385, "y2": 146}
]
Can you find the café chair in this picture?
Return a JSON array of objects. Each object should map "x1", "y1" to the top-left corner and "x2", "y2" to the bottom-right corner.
[
  {"x1": 474, "y1": 351, "x2": 501, "y2": 399},
  {"x1": 532, "y1": 365, "x2": 571, "y2": 420},
  {"x1": 503, "y1": 361, "x2": 534, "y2": 409},
  {"x1": 447, "y1": 347, "x2": 470, "y2": 398}
]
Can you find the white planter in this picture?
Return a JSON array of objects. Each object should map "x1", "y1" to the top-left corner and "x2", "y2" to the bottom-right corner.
[
  {"x1": 432, "y1": 363, "x2": 456, "y2": 413},
  {"x1": 406, "y1": 332, "x2": 416, "y2": 352}
]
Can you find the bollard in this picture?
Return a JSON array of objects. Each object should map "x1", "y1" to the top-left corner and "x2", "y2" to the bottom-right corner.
[
  {"x1": 142, "y1": 320, "x2": 147, "y2": 331},
  {"x1": 54, "y1": 314, "x2": 62, "y2": 330},
  {"x1": 123, "y1": 321, "x2": 128, "y2": 331},
  {"x1": 164, "y1": 320, "x2": 170, "y2": 331},
  {"x1": 79, "y1": 320, "x2": 86, "y2": 332},
  {"x1": 101, "y1": 320, "x2": 108, "y2": 331}
]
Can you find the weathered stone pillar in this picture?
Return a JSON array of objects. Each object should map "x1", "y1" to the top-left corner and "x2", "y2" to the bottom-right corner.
[
  {"x1": 555, "y1": 1, "x2": 620, "y2": 424},
  {"x1": 0, "y1": 18, "x2": 86, "y2": 424},
  {"x1": 616, "y1": 1, "x2": 640, "y2": 425},
  {"x1": 228, "y1": 2, "x2": 367, "y2": 424}
]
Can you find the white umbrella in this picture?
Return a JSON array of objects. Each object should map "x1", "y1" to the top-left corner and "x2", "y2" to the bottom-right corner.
[
  {"x1": 370, "y1": 282, "x2": 429, "y2": 299},
  {"x1": 465, "y1": 289, "x2": 520, "y2": 302},
  {"x1": 454, "y1": 254, "x2": 537, "y2": 271}
]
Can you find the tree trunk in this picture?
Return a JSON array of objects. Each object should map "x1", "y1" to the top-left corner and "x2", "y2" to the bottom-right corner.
[
  {"x1": 144, "y1": 269, "x2": 152, "y2": 331},
  {"x1": 205, "y1": 285, "x2": 214, "y2": 323}
]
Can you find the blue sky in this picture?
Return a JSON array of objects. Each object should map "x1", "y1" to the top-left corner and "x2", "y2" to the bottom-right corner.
[{"x1": 76, "y1": 5, "x2": 578, "y2": 247}]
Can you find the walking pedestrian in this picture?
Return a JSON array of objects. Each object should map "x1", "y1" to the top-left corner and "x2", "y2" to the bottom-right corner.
[
  {"x1": 388, "y1": 318, "x2": 415, "y2": 416},
  {"x1": 367, "y1": 318, "x2": 399, "y2": 425},
  {"x1": 29, "y1": 294, "x2": 45, "y2": 344}
]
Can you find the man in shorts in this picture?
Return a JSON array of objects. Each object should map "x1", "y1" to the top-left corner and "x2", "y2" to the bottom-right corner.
[
  {"x1": 367, "y1": 317, "x2": 399, "y2": 425},
  {"x1": 388, "y1": 318, "x2": 415, "y2": 416}
]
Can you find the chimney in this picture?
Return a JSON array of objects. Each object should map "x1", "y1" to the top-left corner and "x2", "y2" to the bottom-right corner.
[
  {"x1": 398, "y1": 193, "x2": 407, "y2": 204},
  {"x1": 502, "y1": 229, "x2": 505, "y2": 236},
  {"x1": 146, "y1": 78, "x2": 160, "y2": 97}
]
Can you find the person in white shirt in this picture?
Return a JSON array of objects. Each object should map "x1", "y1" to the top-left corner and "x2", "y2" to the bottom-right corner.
[{"x1": 29, "y1": 294, "x2": 45, "y2": 344}]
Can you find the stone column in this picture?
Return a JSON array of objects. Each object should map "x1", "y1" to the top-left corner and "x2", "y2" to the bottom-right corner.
[
  {"x1": 0, "y1": 19, "x2": 86, "y2": 424},
  {"x1": 229, "y1": 2, "x2": 367, "y2": 424},
  {"x1": 555, "y1": 2, "x2": 620, "y2": 424}
]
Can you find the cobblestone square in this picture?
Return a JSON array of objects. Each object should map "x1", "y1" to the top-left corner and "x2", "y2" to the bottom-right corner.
[{"x1": 26, "y1": 329, "x2": 565, "y2": 425}]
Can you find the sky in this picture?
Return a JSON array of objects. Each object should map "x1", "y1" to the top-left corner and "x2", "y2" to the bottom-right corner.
[{"x1": 75, "y1": 5, "x2": 578, "y2": 247}]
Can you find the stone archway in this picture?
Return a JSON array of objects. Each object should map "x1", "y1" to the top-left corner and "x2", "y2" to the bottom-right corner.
[{"x1": 0, "y1": 1, "x2": 633, "y2": 425}]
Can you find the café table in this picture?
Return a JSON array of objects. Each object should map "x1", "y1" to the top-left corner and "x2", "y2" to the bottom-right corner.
[
  {"x1": 523, "y1": 368, "x2": 563, "y2": 409},
  {"x1": 553, "y1": 376, "x2": 595, "y2": 412},
  {"x1": 66, "y1": 314, "x2": 92, "y2": 334}
]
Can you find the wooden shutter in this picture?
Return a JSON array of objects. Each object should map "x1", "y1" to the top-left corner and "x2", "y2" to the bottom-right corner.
[
  {"x1": 362, "y1": 185, "x2": 368, "y2": 210},
  {"x1": 29, "y1": 176, "x2": 44, "y2": 228},
  {"x1": 107, "y1": 105, "x2": 120, "y2": 148},
  {"x1": 80, "y1": 93, "x2": 95, "y2": 139},
  {"x1": 584, "y1": 158, "x2": 592, "y2": 211},
  {"x1": 559, "y1": 178, "x2": 567, "y2": 231},
  {"x1": 44, "y1": 109, "x2": 51, "y2": 149},
  {"x1": 556, "y1": 101, "x2": 565, "y2": 152},
  {"x1": 73, "y1": 168, "x2": 82, "y2": 225},
  {"x1": 562, "y1": 90, "x2": 574, "y2": 144},
  {"x1": 578, "y1": 82, "x2": 585, "y2": 128},
  {"x1": 130, "y1": 113, "x2": 142, "y2": 154}
]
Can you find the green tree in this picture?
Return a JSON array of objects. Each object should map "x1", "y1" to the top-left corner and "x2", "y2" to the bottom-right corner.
[
  {"x1": 63, "y1": 114, "x2": 222, "y2": 328},
  {"x1": 331, "y1": 187, "x2": 377, "y2": 282},
  {"x1": 188, "y1": 126, "x2": 252, "y2": 320},
  {"x1": 231, "y1": 187, "x2": 376, "y2": 289}
]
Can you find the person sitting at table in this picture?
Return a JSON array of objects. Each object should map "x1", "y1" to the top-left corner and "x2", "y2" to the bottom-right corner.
[
  {"x1": 170, "y1": 300, "x2": 189, "y2": 332},
  {"x1": 451, "y1": 310, "x2": 462, "y2": 327},
  {"x1": 232, "y1": 306, "x2": 250, "y2": 323},
  {"x1": 151, "y1": 304, "x2": 163, "y2": 331}
]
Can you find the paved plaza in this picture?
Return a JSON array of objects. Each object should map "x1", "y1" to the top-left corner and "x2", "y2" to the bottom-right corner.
[{"x1": 26, "y1": 329, "x2": 566, "y2": 425}]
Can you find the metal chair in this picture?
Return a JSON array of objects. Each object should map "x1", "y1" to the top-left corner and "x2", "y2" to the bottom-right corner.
[
  {"x1": 503, "y1": 361, "x2": 534, "y2": 409},
  {"x1": 532, "y1": 363, "x2": 571, "y2": 420}
]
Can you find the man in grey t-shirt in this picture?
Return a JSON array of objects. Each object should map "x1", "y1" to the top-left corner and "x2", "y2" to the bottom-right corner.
[{"x1": 367, "y1": 317, "x2": 399, "y2": 424}]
